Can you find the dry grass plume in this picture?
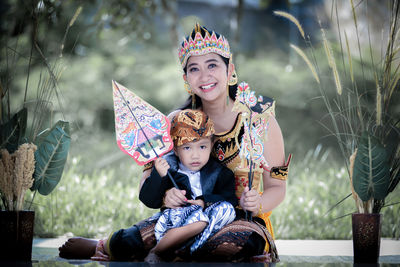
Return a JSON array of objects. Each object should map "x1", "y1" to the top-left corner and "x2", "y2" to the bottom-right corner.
[
  {"x1": 0, "y1": 149, "x2": 14, "y2": 210},
  {"x1": 321, "y1": 28, "x2": 342, "y2": 95},
  {"x1": 274, "y1": 11, "x2": 305, "y2": 40},
  {"x1": 0, "y1": 143, "x2": 37, "y2": 211},
  {"x1": 290, "y1": 44, "x2": 320, "y2": 84}
]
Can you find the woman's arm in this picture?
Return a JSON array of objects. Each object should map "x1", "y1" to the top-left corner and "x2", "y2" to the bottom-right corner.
[
  {"x1": 260, "y1": 115, "x2": 286, "y2": 212},
  {"x1": 240, "y1": 115, "x2": 287, "y2": 215}
]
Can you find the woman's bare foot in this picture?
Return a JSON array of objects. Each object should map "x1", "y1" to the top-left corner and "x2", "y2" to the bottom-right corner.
[
  {"x1": 144, "y1": 251, "x2": 163, "y2": 264},
  {"x1": 58, "y1": 237, "x2": 97, "y2": 259}
]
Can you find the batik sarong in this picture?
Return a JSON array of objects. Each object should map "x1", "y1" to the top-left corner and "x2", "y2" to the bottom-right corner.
[{"x1": 154, "y1": 201, "x2": 235, "y2": 253}]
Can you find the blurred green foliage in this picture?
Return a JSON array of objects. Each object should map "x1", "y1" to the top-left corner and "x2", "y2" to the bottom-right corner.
[
  {"x1": 28, "y1": 147, "x2": 400, "y2": 239},
  {"x1": 29, "y1": 156, "x2": 154, "y2": 238}
]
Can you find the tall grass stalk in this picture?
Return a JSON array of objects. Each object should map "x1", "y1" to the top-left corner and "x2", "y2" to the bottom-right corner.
[
  {"x1": 28, "y1": 6, "x2": 81, "y2": 142},
  {"x1": 276, "y1": 1, "x2": 400, "y2": 214}
]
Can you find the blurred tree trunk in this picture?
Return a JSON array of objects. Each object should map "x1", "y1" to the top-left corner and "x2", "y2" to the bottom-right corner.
[
  {"x1": 161, "y1": 0, "x2": 179, "y2": 47},
  {"x1": 233, "y1": 0, "x2": 244, "y2": 52}
]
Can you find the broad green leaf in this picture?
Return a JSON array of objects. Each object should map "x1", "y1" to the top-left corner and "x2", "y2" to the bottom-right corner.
[
  {"x1": 352, "y1": 132, "x2": 390, "y2": 201},
  {"x1": 31, "y1": 120, "x2": 71, "y2": 195},
  {"x1": 0, "y1": 108, "x2": 27, "y2": 153}
]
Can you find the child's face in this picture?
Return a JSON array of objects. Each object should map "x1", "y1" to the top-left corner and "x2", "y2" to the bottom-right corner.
[{"x1": 175, "y1": 137, "x2": 212, "y2": 171}]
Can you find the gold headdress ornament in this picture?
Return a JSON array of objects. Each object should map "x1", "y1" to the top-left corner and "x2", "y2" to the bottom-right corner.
[{"x1": 178, "y1": 23, "x2": 231, "y2": 69}]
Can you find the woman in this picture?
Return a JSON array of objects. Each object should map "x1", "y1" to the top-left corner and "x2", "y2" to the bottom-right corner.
[{"x1": 59, "y1": 23, "x2": 289, "y2": 262}]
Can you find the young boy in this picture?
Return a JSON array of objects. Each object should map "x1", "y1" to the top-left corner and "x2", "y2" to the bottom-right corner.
[
  {"x1": 140, "y1": 109, "x2": 237, "y2": 262},
  {"x1": 90, "y1": 109, "x2": 237, "y2": 262}
]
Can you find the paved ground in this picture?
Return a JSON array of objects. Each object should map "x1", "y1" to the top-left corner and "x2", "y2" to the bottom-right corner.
[{"x1": 27, "y1": 237, "x2": 400, "y2": 266}]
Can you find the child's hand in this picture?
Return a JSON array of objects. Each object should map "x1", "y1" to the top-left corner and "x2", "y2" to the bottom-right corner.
[{"x1": 154, "y1": 158, "x2": 170, "y2": 177}]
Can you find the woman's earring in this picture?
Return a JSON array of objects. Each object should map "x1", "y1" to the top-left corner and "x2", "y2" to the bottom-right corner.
[
  {"x1": 228, "y1": 70, "x2": 238, "y2": 86},
  {"x1": 226, "y1": 70, "x2": 237, "y2": 106},
  {"x1": 184, "y1": 81, "x2": 196, "y2": 109},
  {"x1": 184, "y1": 80, "x2": 192, "y2": 94}
]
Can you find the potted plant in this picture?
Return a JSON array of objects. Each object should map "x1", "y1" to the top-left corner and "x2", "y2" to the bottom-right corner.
[
  {"x1": 0, "y1": 5, "x2": 80, "y2": 261},
  {"x1": 0, "y1": 65, "x2": 71, "y2": 263},
  {"x1": 274, "y1": 0, "x2": 399, "y2": 263}
]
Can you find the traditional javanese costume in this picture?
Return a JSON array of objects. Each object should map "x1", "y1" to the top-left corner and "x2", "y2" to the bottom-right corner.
[{"x1": 106, "y1": 24, "x2": 290, "y2": 262}]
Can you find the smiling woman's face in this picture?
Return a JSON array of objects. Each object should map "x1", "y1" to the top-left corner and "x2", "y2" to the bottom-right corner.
[{"x1": 184, "y1": 53, "x2": 229, "y2": 104}]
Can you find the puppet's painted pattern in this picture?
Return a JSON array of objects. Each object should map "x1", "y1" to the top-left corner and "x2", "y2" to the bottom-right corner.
[
  {"x1": 232, "y1": 81, "x2": 275, "y2": 175},
  {"x1": 112, "y1": 81, "x2": 173, "y2": 165}
]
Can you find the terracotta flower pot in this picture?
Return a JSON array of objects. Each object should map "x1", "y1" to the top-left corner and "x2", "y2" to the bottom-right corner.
[
  {"x1": 352, "y1": 213, "x2": 381, "y2": 264},
  {"x1": 0, "y1": 210, "x2": 35, "y2": 261}
]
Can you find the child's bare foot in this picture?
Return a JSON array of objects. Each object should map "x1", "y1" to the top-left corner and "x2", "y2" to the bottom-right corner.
[{"x1": 58, "y1": 237, "x2": 97, "y2": 259}]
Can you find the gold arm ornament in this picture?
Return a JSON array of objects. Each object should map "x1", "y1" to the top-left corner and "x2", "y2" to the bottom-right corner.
[{"x1": 270, "y1": 154, "x2": 292, "y2": 181}]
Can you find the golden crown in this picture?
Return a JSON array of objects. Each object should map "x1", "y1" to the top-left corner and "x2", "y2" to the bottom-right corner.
[{"x1": 178, "y1": 24, "x2": 231, "y2": 68}]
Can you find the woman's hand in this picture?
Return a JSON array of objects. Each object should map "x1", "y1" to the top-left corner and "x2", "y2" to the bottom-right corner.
[
  {"x1": 164, "y1": 187, "x2": 187, "y2": 208},
  {"x1": 187, "y1": 199, "x2": 205, "y2": 208},
  {"x1": 240, "y1": 186, "x2": 261, "y2": 216},
  {"x1": 154, "y1": 158, "x2": 170, "y2": 177}
]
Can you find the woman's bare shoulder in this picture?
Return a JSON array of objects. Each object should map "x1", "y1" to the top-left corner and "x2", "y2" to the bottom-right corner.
[{"x1": 264, "y1": 115, "x2": 285, "y2": 166}]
